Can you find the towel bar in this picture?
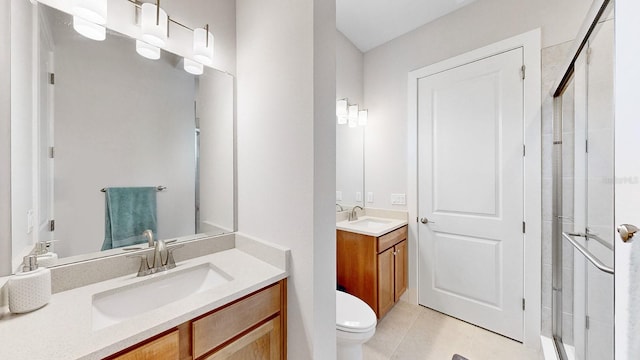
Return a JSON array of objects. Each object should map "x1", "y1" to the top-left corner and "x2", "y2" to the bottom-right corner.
[{"x1": 101, "y1": 186, "x2": 166, "y2": 192}]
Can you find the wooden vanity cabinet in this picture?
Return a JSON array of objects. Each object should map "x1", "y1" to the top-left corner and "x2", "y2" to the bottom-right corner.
[
  {"x1": 107, "y1": 280, "x2": 287, "y2": 360},
  {"x1": 337, "y1": 226, "x2": 407, "y2": 319}
]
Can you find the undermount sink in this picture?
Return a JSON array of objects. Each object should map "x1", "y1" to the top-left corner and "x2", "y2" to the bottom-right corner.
[
  {"x1": 351, "y1": 218, "x2": 392, "y2": 228},
  {"x1": 91, "y1": 263, "x2": 231, "y2": 330}
]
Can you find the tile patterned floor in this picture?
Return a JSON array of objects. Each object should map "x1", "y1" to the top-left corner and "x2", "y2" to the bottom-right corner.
[{"x1": 363, "y1": 301, "x2": 543, "y2": 360}]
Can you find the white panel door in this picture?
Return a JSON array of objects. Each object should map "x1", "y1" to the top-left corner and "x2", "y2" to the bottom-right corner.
[{"x1": 418, "y1": 48, "x2": 524, "y2": 341}]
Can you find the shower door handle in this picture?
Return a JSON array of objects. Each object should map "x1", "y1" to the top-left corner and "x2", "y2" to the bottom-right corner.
[{"x1": 618, "y1": 224, "x2": 639, "y2": 242}]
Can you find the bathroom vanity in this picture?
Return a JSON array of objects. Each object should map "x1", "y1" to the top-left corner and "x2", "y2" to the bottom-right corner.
[
  {"x1": 337, "y1": 217, "x2": 408, "y2": 319},
  {"x1": 109, "y1": 280, "x2": 286, "y2": 360},
  {"x1": 0, "y1": 234, "x2": 289, "y2": 360}
]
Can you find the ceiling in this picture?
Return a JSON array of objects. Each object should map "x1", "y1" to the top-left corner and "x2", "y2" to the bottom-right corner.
[{"x1": 337, "y1": 0, "x2": 478, "y2": 53}]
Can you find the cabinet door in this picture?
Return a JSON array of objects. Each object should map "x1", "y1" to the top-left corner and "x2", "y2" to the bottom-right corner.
[
  {"x1": 204, "y1": 316, "x2": 281, "y2": 360},
  {"x1": 377, "y1": 247, "x2": 395, "y2": 318},
  {"x1": 394, "y1": 240, "x2": 408, "y2": 301},
  {"x1": 113, "y1": 330, "x2": 179, "y2": 360}
]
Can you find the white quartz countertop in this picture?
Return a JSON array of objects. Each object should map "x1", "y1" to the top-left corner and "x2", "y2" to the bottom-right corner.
[
  {"x1": 336, "y1": 216, "x2": 408, "y2": 237},
  {"x1": 0, "y1": 248, "x2": 287, "y2": 360}
]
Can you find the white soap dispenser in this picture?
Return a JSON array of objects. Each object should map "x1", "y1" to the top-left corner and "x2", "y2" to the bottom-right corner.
[{"x1": 8, "y1": 255, "x2": 52, "y2": 314}]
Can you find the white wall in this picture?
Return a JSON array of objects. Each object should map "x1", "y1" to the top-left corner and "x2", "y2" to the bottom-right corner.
[
  {"x1": 363, "y1": 0, "x2": 592, "y2": 210},
  {"x1": 236, "y1": 0, "x2": 336, "y2": 358},
  {"x1": 52, "y1": 21, "x2": 196, "y2": 257},
  {"x1": 0, "y1": 0, "x2": 12, "y2": 276},
  {"x1": 336, "y1": 30, "x2": 364, "y2": 208},
  {"x1": 198, "y1": 69, "x2": 234, "y2": 233},
  {"x1": 10, "y1": 0, "x2": 35, "y2": 261}
]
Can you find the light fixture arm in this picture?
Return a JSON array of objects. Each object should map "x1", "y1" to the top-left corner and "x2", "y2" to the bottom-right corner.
[
  {"x1": 156, "y1": 0, "x2": 160, "y2": 25},
  {"x1": 205, "y1": 24, "x2": 210, "y2": 47}
]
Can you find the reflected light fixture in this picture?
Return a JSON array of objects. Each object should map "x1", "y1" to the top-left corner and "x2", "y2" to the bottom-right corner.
[
  {"x1": 136, "y1": 40, "x2": 161, "y2": 60},
  {"x1": 336, "y1": 99, "x2": 348, "y2": 125},
  {"x1": 348, "y1": 105, "x2": 358, "y2": 128},
  {"x1": 193, "y1": 25, "x2": 214, "y2": 66},
  {"x1": 358, "y1": 110, "x2": 368, "y2": 126},
  {"x1": 72, "y1": 16, "x2": 106, "y2": 41},
  {"x1": 184, "y1": 58, "x2": 204, "y2": 75},
  {"x1": 71, "y1": 0, "x2": 107, "y2": 41},
  {"x1": 71, "y1": 0, "x2": 107, "y2": 24},
  {"x1": 141, "y1": 1, "x2": 168, "y2": 48}
]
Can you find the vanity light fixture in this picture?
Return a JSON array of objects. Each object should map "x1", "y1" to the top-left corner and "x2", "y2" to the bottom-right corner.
[
  {"x1": 71, "y1": 0, "x2": 107, "y2": 41},
  {"x1": 193, "y1": 25, "x2": 214, "y2": 66},
  {"x1": 358, "y1": 109, "x2": 368, "y2": 126},
  {"x1": 140, "y1": 1, "x2": 168, "y2": 48},
  {"x1": 336, "y1": 99, "x2": 348, "y2": 124},
  {"x1": 72, "y1": 16, "x2": 106, "y2": 41},
  {"x1": 184, "y1": 58, "x2": 204, "y2": 75},
  {"x1": 71, "y1": 0, "x2": 107, "y2": 24},
  {"x1": 348, "y1": 104, "x2": 359, "y2": 128},
  {"x1": 136, "y1": 39, "x2": 161, "y2": 60}
]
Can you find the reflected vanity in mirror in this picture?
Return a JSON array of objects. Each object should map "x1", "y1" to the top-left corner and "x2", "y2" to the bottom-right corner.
[{"x1": 9, "y1": 3, "x2": 235, "y2": 270}]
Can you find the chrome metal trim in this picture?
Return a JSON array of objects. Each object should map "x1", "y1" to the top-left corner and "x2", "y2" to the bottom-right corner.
[{"x1": 562, "y1": 232, "x2": 614, "y2": 274}]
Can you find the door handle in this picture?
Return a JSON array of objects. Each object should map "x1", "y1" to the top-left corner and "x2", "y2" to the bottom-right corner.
[
  {"x1": 618, "y1": 224, "x2": 639, "y2": 242},
  {"x1": 420, "y1": 217, "x2": 435, "y2": 224}
]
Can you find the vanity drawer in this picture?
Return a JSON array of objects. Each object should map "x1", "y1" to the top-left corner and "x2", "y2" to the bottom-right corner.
[
  {"x1": 112, "y1": 329, "x2": 179, "y2": 360},
  {"x1": 377, "y1": 226, "x2": 407, "y2": 253},
  {"x1": 192, "y1": 283, "x2": 282, "y2": 358}
]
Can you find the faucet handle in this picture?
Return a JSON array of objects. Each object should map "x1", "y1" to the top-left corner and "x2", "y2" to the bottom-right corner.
[
  {"x1": 165, "y1": 245, "x2": 184, "y2": 269},
  {"x1": 127, "y1": 254, "x2": 151, "y2": 277}
]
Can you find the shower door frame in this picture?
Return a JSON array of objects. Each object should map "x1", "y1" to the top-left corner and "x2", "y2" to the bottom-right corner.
[{"x1": 551, "y1": 0, "x2": 612, "y2": 359}]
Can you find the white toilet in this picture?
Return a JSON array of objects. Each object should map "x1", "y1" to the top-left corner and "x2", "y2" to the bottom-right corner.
[{"x1": 336, "y1": 290, "x2": 377, "y2": 360}]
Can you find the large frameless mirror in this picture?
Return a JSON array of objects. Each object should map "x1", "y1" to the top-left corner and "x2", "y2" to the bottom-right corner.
[{"x1": 9, "y1": 2, "x2": 235, "y2": 270}]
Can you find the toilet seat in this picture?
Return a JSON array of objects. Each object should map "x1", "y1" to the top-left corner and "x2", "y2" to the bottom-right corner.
[{"x1": 336, "y1": 291, "x2": 377, "y2": 333}]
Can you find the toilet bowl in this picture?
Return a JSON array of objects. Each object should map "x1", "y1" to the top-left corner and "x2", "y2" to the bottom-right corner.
[{"x1": 336, "y1": 290, "x2": 377, "y2": 360}]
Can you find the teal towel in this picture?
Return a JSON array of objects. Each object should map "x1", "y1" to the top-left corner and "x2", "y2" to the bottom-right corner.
[{"x1": 101, "y1": 187, "x2": 157, "y2": 250}]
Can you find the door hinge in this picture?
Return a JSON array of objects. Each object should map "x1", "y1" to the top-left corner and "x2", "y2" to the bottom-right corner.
[
  {"x1": 522, "y1": 221, "x2": 526, "y2": 233},
  {"x1": 49, "y1": 146, "x2": 55, "y2": 159},
  {"x1": 523, "y1": 144, "x2": 526, "y2": 157},
  {"x1": 49, "y1": 219, "x2": 55, "y2": 232},
  {"x1": 586, "y1": 315, "x2": 590, "y2": 329},
  {"x1": 522, "y1": 298, "x2": 526, "y2": 311},
  {"x1": 49, "y1": 73, "x2": 55, "y2": 85},
  {"x1": 521, "y1": 65, "x2": 526, "y2": 80},
  {"x1": 586, "y1": 47, "x2": 592, "y2": 65},
  {"x1": 586, "y1": 139, "x2": 589, "y2": 153}
]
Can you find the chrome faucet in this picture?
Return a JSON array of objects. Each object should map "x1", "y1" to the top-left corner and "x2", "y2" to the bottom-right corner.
[
  {"x1": 129, "y1": 231, "x2": 183, "y2": 277},
  {"x1": 152, "y1": 238, "x2": 168, "y2": 270},
  {"x1": 142, "y1": 229, "x2": 154, "y2": 247},
  {"x1": 336, "y1": 203, "x2": 344, "y2": 212},
  {"x1": 349, "y1": 206, "x2": 363, "y2": 221}
]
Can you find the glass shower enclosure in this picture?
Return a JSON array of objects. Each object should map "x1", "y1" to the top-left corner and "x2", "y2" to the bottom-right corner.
[{"x1": 552, "y1": 1, "x2": 614, "y2": 359}]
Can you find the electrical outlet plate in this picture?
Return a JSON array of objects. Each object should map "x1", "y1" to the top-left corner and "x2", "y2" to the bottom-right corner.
[
  {"x1": 336, "y1": 191, "x2": 342, "y2": 201},
  {"x1": 391, "y1": 193, "x2": 406, "y2": 205},
  {"x1": 367, "y1": 192, "x2": 374, "y2": 203},
  {"x1": 355, "y1": 192, "x2": 362, "y2": 202}
]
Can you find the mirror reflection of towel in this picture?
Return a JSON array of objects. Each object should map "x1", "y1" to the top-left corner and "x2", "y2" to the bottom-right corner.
[{"x1": 101, "y1": 187, "x2": 157, "y2": 250}]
